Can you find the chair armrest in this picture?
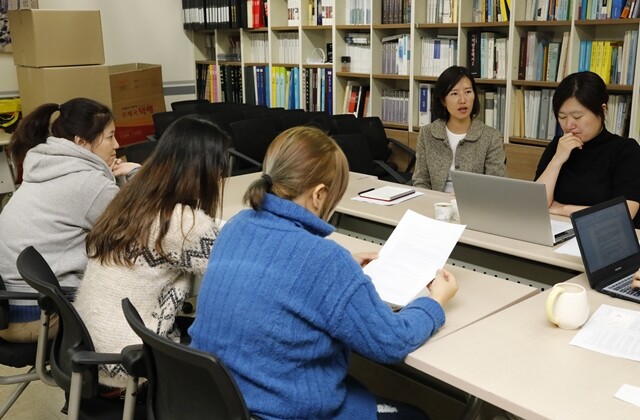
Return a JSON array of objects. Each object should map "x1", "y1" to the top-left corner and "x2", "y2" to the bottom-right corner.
[
  {"x1": 387, "y1": 138, "x2": 415, "y2": 156},
  {"x1": 121, "y1": 344, "x2": 146, "y2": 378},
  {"x1": 372, "y1": 160, "x2": 409, "y2": 184},
  {"x1": 0, "y1": 290, "x2": 38, "y2": 300},
  {"x1": 229, "y1": 148, "x2": 263, "y2": 169},
  {"x1": 387, "y1": 138, "x2": 417, "y2": 173},
  {"x1": 71, "y1": 350, "x2": 123, "y2": 373}
]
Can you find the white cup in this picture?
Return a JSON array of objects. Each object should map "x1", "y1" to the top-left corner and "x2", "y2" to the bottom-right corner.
[
  {"x1": 450, "y1": 199, "x2": 460, "y2": 223},
  {"x1": 545, "y1": 283, "x2": 590, "y2": 329},
  {"x1": 434, "y1": 202, "x2": 453, "y2": 222}
]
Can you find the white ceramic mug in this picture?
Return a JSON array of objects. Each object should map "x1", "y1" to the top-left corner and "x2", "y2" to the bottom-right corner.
[
  {"x1": 434, "y1": 202, "x2": 452, "y2": 221},
  {"x1": 545, "y1": 283, "x2": 590, "y2": 329}
]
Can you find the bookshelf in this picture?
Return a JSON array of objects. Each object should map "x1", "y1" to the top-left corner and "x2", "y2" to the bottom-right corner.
[{"x1": 186, "y1": 0, "x2": 640, "y2": 179}]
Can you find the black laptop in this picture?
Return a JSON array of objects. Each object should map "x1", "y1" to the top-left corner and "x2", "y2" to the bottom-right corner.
[{"x1": 570, "y1": 196, "x2": 640, "y2": 304}]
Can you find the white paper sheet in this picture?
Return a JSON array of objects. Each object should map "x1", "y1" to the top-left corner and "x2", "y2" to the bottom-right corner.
[
  {"x1": 615, "y1": 384, "x2": 640, "y2": 408},
  {"x1": 363, "y1": 210, "x2": 465, "y2": 307},
  {"x1": 554, "y1": 237, "x2": 581, "y2": 257},
  {"x1": 570, "y1": 304, "x2": 640, "y2": 362},
  {"x1": 351, "y1": 191, "x2": 423, "y2": 206}
]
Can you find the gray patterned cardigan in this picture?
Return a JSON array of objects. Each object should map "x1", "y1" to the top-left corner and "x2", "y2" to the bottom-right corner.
[
  {"x1": 412, "y1": 118, "x2": 506, "y2": 192},
  {"x1": 73, "y1": 204, "x2": 218, "y2": 388}
]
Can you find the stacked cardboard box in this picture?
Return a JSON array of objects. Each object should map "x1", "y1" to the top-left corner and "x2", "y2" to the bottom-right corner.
[{"x1": 8, "y1": 9, "x2": 165, "y2": 145}]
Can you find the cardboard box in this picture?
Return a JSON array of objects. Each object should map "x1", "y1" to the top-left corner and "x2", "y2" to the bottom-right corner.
[
  {"x1": 8, "y1": 9, "x2": 104, "y2": 67},
  {"x1": 16, "y1": 65, "x2": 112, "y2": 116},
  {"x1": 17, "y1": 63, "x2": 165, "y2": 145},
  {"x1": 108, "y1": 63, "x2": 166, "y2": 145},
  {"x1": 8, "y1": 0, "x2": 39, "y2": 10}
]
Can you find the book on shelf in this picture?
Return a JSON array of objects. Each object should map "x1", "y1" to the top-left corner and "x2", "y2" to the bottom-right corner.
[
  {"x1": 288, "y1": 0, "x2": 300, "y2": 26},
  {"x1": 484, "y1": 91, "x2": 496, "y2": 129},
  {"x1": 418, "y1": 83, "x2": 433, "y2": 127},
  {"x1": 468, "y1": 31, "x2": 481, "y2": 78},
  {"x1": 321, "y1": 0, "x2": 334, "y2": 25},
  {"x1": 538, "y1": 89, "x2": 551, "y2": 140},
  {"x1": 356, "y1": 86, "x2": 370, "y2": 118},
  {"x1": 556, "y1": 32, "x2": 570, "y2": 81},
  {"x1": 346, "y1": 0, "x2": 371, "y2": 24}
]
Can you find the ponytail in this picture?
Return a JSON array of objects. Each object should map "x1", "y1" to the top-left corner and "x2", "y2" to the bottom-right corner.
[
  {"x1": 8, "y1": 103, "x2": 59, "y2": 173},
  {"x1": 244, "y1": 173, "x2": 273, "y2": 210}
]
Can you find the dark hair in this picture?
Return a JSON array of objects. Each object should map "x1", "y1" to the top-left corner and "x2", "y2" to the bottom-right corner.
[
  {"x1": 244, "y1": 126, "x2": 349, "y2": 221},
  {"x1": 8, "y1": 97, "x2": 114, "y2": 173},
  {"x1": 87, "y1": 115, "x2": 231, "y2": 266},
  {"x1": 552, "y1": 71, "x2": 608, "y2": 124},
  {"x1": 432, "y1": 66, "x2": 481, "y2": 120}
]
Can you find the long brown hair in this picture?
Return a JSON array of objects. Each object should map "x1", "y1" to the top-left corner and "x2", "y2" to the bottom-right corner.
[
  {"x1": 87, "y1": 115, "x2": 230, "y2": 266},
  {"x1": 244, "y1": 126, "x2": 349, "y2": 221}
]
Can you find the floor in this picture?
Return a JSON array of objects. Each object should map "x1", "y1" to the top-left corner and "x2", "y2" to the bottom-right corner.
[{"x1": 0, "y1": 365, "x2": 66, "y2": 419}]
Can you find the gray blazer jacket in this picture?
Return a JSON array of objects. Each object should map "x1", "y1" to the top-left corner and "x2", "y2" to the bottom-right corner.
[{"x1": 412, "y1": 118, "x2": 506, "y2": 191}]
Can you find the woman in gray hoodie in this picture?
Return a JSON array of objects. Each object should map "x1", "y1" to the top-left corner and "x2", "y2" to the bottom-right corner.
[{"x1": 0, "y1": 97, "x2": 139, "y2": 342}]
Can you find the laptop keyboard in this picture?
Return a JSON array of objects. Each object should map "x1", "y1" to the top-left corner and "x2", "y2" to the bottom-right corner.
[{"x1": 603, "y1": 274, "x2": 640, "y2": 299}]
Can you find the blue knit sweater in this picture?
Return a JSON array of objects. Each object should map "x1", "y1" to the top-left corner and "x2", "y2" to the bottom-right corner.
[{"x1": 189, "y1": 194, "x2": 445, "y2": 419}]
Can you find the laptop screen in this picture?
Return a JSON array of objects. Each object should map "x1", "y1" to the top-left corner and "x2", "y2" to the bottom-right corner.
[{"x1": 571, "y1": 197, "x2": 640, "y2": 276}]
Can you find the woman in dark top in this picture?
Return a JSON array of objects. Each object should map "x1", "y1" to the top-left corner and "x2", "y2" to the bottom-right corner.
[{"x1": 535, "y1": 71, "x2": 640, "y2": 228}]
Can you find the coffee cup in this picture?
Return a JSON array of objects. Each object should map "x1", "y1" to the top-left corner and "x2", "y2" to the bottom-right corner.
[
  {"x1": 434, "y1": 202, "x2": 452, "y2": 221},
  {"x1": 450, "y1": 199, "x2": 460, "y2": 223},
  {"x1": 545, "y1": 283, "x2": 590, "y2": 329}
]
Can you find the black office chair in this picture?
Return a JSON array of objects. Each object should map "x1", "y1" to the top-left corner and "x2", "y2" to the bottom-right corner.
[
  {"x1": 280, "y1": 111, "x2": 331, "y2": 132},
  {"x1": 151, "y1": 111, "x2": 184, "y2": 141},
  {"x1": 0, "y1": 276, "x2": 49, "y2": 418},
  {"x1": 121, "y1": 298, "x2": 252, "y2": 420},
  {"x1": 228, "y1": 117, "x2": 280, "y2": 175},
  {"x1": 16, "y1": 246, "x2": 144, "y2": 420},
  {"x1": 359, "y1": 117, "x2": 417, "y2": 174},
  {"x1": 170, "y1": 99, "x2": 210, "y2": 113},
  {"x1": 329, "y1": 113, "x2": 358, "y2": 134},
  {"x1": 116, "y1": 139, "x2": 158, "y2": 165},
  {"x1": 333, "y1": 134, "x2": 410, "y2": 184}
]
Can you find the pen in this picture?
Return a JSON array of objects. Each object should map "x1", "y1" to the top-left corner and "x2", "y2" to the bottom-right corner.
[{"x1": 358, "y1": 188, "x2": 375, "y2": 195}]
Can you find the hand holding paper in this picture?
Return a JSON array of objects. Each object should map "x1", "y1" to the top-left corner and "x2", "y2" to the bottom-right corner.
[{"x1": 363, "y1": 210, "x2": 466, "y2": 307}]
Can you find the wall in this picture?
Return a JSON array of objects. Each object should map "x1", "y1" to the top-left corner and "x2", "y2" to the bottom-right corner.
[{"x1": 0, "y1": 0, "x2": 197, "y2": 107}]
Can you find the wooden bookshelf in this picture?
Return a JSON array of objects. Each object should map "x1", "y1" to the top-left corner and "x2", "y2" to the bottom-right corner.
[{"x1": 186, "y1": 0, "x2": 640, "y2": 177}]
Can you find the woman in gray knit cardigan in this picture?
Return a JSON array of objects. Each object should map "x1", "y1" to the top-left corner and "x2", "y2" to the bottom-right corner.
[{"x1": 412, "y1": 66, "x2": 506, "y2": 192}]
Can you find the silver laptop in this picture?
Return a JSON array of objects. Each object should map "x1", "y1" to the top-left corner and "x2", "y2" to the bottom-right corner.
[
  {"x1": 451, "y1": 170, "x2": 574, "y2": 246},
  {"x1": 570, "y1": 196, "x2": 640, "y2": 304}
]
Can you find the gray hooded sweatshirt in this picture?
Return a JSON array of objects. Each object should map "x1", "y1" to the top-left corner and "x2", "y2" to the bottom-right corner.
[{"x1": 0, "y1": 137, "x2": 118, "y2": 317}]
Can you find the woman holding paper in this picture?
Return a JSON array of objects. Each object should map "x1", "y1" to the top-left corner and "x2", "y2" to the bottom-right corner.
[
  {"x1": 190, "y1": 126, "x2": 458, "y2": 419},
  {"x1": 412, "y1": 65, "x2": 506, "y2": 192},
  {"x1": 535, "y1": 71, "x2": 640, "y2": 227}
]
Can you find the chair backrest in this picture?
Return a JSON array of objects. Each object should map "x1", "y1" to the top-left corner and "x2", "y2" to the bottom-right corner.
[
  {"x1": 152, "y1": 111, "x2": 184, "y2": 139},
  {"x1": 170, "y1": 99, "x2": 211, "y2": 113},
  {"x1": 229, "y1": 117, "x2": 279, "y2": 165},
  {"x1": 330, "y1": 113, "x2": 359, "y2": 135},
  {"x1": 280, "y1": 111, "x2": 330, "y2": 132},
  {"x1": 16, "y1": 246, "x2": 100, "y2": 399},
  {"x1": 332, "y1": 134, "x2": 375, "y2": 175},
  {"x1": 121, "y1": 299, "x2": 251, "y2": 420},
  {"x1": 117, "y1": 140, "x2": 158, "y2": 164},
  {"x1": 359, "y1": 116, "x2": 392, "y2": 161}
]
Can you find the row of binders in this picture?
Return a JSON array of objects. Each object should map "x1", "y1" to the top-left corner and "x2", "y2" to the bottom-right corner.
[
  {"x1": 196, "y1": 64, "x2": 244, "y2": 104},
  {"x1": 578, "y1": 30, "x2": 638, "y2": 85},
  {"x1": 181, "y1": 0, "x2": 251, "y2": 30},
  {"x1": 579, "y1": 0, "x2": 640, "y2": 19},
  {"x1": 471, "y1": 0, "x2": 511, "y2": 22}
]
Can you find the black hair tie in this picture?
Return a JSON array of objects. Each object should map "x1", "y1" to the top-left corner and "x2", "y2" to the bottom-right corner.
[{"x1": 262, "y1": 173, "x2": 273, "y2": 192}]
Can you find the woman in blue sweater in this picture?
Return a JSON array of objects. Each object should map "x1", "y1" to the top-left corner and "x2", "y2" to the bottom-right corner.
[{"x1": 190, "y1": 126, "x2": 458, "y2": 419}]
